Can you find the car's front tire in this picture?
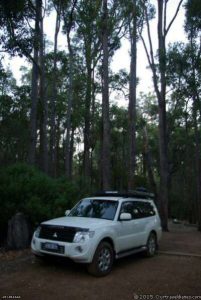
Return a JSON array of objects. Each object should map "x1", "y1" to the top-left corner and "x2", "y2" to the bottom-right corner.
[
  {"x1": 87, "y1": 241, "x2": 114, "y2": 277},
  {"x1": 145, "y1": 232, "x2": 157, "y2": 257}
]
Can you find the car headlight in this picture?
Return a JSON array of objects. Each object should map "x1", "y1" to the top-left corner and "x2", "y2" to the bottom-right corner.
[
  {"x1": 73, "y1": 231, "x2": 95, "y2": 243},
  {"x1": 34, "y1": 226, "x2": 41, "y2": 238}
]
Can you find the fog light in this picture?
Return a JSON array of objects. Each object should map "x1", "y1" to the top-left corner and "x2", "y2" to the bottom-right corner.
[
  {"x1": 32, "y1": 239, "x2": 36, "y2": 245},
  {"x1": 75, "y1": 246, "x2": 83, "y2": 253}
]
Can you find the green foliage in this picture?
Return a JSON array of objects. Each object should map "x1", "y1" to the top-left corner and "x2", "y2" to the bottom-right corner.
[
  {"x1": 185, "y1": 0, "x2": 201, "y2": 36},
  {"x1": 0, "y1": 0, "x2": 34, "y2": 56},
  {"x1": 0, "y1": 0, "x2": 201, "y2": 231},
  {"x1": 0, "y1": 164, "x2": 81, "y2": 233},
  {"x1": 0, "y1": 67, "x2": 31, "y2": 166}
]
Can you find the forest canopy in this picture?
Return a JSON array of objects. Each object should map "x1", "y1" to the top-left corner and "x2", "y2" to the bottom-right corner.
[{"x1": 0, "y1": 0, "x2": 201, "y2": 236}]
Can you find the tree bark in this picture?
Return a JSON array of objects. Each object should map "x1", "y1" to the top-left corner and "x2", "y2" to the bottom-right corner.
[
  {"x1": 39, "y1": 0, "x2": 48, "y2": 173},
  {"x1": 55, "y1": 116, "x2": 61, "y2": 176},
  {"x1": 140, "y1": 0, "x2": 184, "y2": 230},
  {"x1": 101, "y1": 0, "x2": 111, "y2": 190},
  {"x1": 193, "y1": 99, "x2": 201, "y2": 231},
  {"x1": 69, "y1": 127, "x2": 75, "y2": 180},
  {"x1": 28, "y1": 0, "x2": 40, "y2": 165},
  {"x1": 157, "y1": 0, "x2": 169, "y2": 231},
  {"x1": 190, "y1": 35, "x2": 201, "y2": 231},
  {"x1": 128, "y1": 0, "x2": 137, "y2": 190},
  {"x1": 50, "y1": 7, "x2": 61, "y2": 177},
  {"x1": 64, "y1": 30, "x2": 73, "y2": 179},
  {"x1": 61, "y1": 0, "x2": 77, "y2": 179},
  {"x1": 83, "y1": 40, "x2": 92, "y2": 180},
  {"x1": 143, "y1": 126, "x2": 158, "y2": 204}
]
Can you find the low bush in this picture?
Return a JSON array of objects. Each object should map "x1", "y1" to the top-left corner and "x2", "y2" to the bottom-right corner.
[{"x1": 0, "y1": 163, "x2": 82, "y2": 244}]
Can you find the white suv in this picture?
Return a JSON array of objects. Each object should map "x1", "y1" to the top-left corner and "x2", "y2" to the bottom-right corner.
[{"x1": 31, "y1": 191, "x2": 162, "y2": 276}]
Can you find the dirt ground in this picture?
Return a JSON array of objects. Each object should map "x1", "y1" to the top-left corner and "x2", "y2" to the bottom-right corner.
[{"x1": 0, "y1": 222, "x2": 201, "y2": 300}]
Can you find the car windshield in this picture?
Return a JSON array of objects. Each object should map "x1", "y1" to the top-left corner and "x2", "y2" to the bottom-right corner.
[{"x1": 69, "y1": 199, "x2": 118, "y2": 220}]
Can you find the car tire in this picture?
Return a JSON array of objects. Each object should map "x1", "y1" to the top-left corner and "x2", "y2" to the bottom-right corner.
[
  {"x1": 145, "y1": 232, "x2": 157, "y2": 257},
  {"x1": 87, "y1": 241, "x2": 114, "y2": 277}
]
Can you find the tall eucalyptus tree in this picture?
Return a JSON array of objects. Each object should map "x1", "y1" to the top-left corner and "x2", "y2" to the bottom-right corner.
[
  {"x1": 39, "y1": 0, "x2": 48, "y2": 173},
  {"x1": 61, "y1": 0, "x2": 77, "y2": 178},
  {"x1": 101, "y1": 0, "x2": 126, "y2": 189},
  {"x1": 185, "y1": 0, "x2": 201, "y2": 231},
  {"x1": 140, "y1": 0, "x2": 183, "y2": 231},
  {"x1": 28, "y1": 0, "x2": 40, "y2": 165},
  {"x1": 101, "y1": 0, "x2": 111, "y2": 189},
  {"x1": 49, "y1": 0, "x2": 62, "y2": 176},
  {"x1": 76, "y1": 0, "x2": 102, "y2": 181},
  {"x1": 128, "y1": 0, "x2": 138, "y2": 190}
]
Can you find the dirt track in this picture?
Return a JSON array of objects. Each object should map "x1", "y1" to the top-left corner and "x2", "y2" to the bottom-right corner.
[{"x1": 0, "y1": 222, "x2": 201, "y2": 300}]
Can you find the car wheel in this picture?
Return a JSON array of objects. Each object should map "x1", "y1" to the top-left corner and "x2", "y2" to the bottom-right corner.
[
  {"x1": 87, "y1": 241, "x2": 114, "y2": 277},
  {"x1": 145, "y1": 232, "x2": 157, "y2": 257}
]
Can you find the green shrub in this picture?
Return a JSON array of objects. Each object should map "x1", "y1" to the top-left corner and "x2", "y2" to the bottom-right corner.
[{"x1": 0, "y1": 163, "x2": 81, "y2": 239}]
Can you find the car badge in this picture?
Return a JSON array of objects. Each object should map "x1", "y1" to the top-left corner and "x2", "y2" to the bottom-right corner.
[{"x1": 53, "y1": 232, "x2": 57, "y2": 238}]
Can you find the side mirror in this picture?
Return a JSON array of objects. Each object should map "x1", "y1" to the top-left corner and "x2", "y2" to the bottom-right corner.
[
  {"x1": 120, "y1": 212, "x2": 132, "y2": 221},
  {"x1": 65, "y1": 210, "x2": 70, "y2": 216}
]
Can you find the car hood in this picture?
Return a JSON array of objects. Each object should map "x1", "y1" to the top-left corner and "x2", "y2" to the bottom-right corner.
[{"x1": 42, "y1": 216, "x2": 113, "y2": 230}]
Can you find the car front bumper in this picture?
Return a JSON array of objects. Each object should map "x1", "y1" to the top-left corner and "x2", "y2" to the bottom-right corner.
[{"x1": 31, "y1": 235, "x2": 96, "y2": 263}]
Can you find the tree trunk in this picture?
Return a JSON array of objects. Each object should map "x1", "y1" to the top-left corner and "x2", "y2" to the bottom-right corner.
[
  {"x1": 158, "y1": 99, "x2": 169, "y2": 231},
  {"x1": 141, "y1": 0, "x2": 183, "y2": 230},
  {"x1": 28, "y1": 0, "x2": 40, "y2": 165},
  {"x1": 190, "y1": 34, "x2": 201, "y2": 231},
  {"x1": 64, "y1": 30, "x2": 73, "y2": 179},
  {"x1": 128, "y1": 0, "x2": 137, "y2": 190},
  {"x1": 50, "y1": 7, "x2": 61, "y2": 177},
  {"x1": 143, "y1": 126, "x2": 158, "y2": 204},
  {"x1": 39, "y1": 0, "x2": 48, "y2": 173},
  {"x1": 69, "y1": 127, "x2": 75, "y2": 180},
  {"x1": 193, "y1": 100, "x2": 201, "y2": 231},
  {"x1": 190, "y1": 30, "x2": 201, "y2": 231},
  {"x1": 90, "y1": 67, "x2": 96, "y2": 188},
  {"x1": 157, "y1": 0, "x2": 169, "y2": 231},
  {"x1": 101, "y1": 0, "x2": 111, "y2": 190},
  {"x1": 61, "y1": 1, "x2": 77, "y2": 179},
  {"x1": 83, "y1": 41, "x2": 92, "y2": 180},
  {"x1": 55, "y1": 116, "x2": 61, "y2": 176}
]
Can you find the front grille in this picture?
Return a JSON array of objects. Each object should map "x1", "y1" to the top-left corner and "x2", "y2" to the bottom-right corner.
[{"x1": 39, "y1": 225, "x2": 83, "y2": 243}]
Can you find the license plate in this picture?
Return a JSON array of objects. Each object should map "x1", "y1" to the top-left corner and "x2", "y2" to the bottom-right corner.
[{"x1": 43, "y1": 242, "x2": 59, "y2": 250}]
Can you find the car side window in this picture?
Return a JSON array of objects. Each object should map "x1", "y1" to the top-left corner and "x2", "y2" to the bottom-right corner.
[
  {"x1": 120, "y1": 200, "x2": 156, "y2": 219},
  {"x1": 132, "y1": 202, "x2": 142, "y2": 219},
  {"x1": 120, "y1": 202, "x2": 135, "y2": 219},
  {"x1": 134, "y1": 201, "x2": 156, "y2": 218}
]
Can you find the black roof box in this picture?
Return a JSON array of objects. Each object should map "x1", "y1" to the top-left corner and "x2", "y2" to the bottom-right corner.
[{"x1": 94, "y1": 190, "x2": 155, "y2": 200}]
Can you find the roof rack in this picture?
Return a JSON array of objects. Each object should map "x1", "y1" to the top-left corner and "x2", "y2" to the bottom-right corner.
[{"x1": 94, "y1": 190, "x2": 155, "y2": 200}]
